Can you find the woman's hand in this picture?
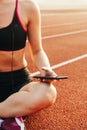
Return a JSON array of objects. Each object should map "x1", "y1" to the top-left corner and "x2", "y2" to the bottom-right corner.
[{"x1": 40, "y1": 67, "x2": 58, "y2": 83}]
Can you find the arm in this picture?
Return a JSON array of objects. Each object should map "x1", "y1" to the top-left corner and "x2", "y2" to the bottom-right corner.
[{"x1": 27, "y1": 1, "x2": 56, "y2": 76}]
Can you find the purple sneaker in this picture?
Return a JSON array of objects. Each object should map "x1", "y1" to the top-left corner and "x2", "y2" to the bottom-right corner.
[{"x1": 0, "y1": 117, "x2": 25, "y2": 130}]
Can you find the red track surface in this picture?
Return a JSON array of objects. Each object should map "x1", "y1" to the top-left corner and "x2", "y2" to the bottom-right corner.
[{"x1": 25, "y1": 10, "x2": 87, "y2": 130}]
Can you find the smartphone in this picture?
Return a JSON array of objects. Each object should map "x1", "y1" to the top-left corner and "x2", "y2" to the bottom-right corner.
[{"x1": 33, "y1": 76, "x2": 68, "y2": 80}]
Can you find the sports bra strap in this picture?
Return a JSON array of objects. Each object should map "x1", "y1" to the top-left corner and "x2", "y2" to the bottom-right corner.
[{"x1": 15, "y1": 0, "x2": 18, "y2": 14}]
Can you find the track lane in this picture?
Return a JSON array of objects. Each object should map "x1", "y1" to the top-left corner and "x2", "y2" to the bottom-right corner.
[
  {"x1": 41, "y1": 10, "x2": 87, "y2": 26},
  {"x1": 25, "y1": 10, "x2": 87, "y2": 130},
  {"x1": 26, "y1": 58, "x2": 87, "y2": 130}
]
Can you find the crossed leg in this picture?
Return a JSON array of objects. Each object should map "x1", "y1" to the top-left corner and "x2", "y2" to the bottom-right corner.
[{"x1": 0, "y1": 81, "x2": 57, "y2": 118}]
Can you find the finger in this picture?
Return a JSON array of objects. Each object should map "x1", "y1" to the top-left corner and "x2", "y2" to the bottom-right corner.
[{"x1": 41, "y1": 67, "x2": 52, "y2": 72}]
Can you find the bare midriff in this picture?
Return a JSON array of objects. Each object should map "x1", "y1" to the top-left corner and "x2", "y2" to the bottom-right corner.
[{"x1": 0, "y1": 48, "x2": 27, "y2": 72}]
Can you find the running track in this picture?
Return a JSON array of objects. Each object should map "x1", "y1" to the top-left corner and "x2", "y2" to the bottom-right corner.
[{"x1": 25, "y1": 10, "x2": 87, "y2": 130}]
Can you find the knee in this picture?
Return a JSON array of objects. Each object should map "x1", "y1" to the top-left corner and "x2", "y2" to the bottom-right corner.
[
  {"x1": 21, "y1": 82, "x2": 57, "y2": 114},
  {"x1": 44, "y1": 83, "x2": 57, "y2": 106},
  {"x1": 29, "y1": 82, "x2": 57, "y2": 113}
]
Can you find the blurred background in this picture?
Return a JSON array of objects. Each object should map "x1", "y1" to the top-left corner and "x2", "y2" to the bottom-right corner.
[{"x1": 36, "y1": 0, "x2": 87, "y2": 10}]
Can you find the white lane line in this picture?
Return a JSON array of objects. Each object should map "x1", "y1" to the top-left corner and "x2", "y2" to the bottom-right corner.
[
  {"x1": 42, "y1": 29, "x2": 87, "y2": 40},
  {"x1": 51, "y1": 54, "x2": 87, "y2": 69},
  {"x1": 41, "y1": 12, "x2": 87, "y2": 16},
  {"x1": 42, "y1": 21, "x2": 87, "y2": 28},
  {"x1": 31, "y1": 54, "x2": 87, "y2": 76}
]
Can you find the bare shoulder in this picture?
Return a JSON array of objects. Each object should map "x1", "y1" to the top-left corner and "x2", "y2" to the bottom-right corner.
[{"x1": 19, "y1": 0, "x2": 40, "y2": 14}]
